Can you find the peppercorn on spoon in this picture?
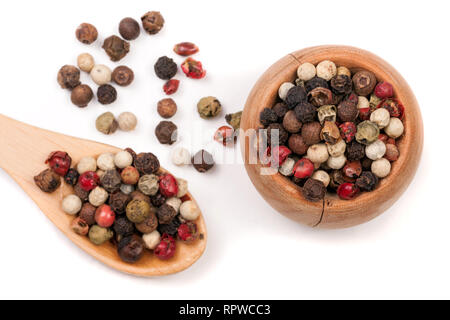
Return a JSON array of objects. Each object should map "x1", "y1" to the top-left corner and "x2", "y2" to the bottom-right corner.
[{"x1": 0, "y1": 114, "x2": 207, "y2": 276}]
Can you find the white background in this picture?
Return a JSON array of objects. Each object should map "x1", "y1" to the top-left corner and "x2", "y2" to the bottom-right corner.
[{"x1": 0, "y1": 0, "x2": 449, "y2": 300}]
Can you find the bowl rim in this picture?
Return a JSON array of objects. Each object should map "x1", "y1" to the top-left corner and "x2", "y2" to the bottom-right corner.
[{"x1": 240, "y1": 45, "x2": 423, "y2": 228}]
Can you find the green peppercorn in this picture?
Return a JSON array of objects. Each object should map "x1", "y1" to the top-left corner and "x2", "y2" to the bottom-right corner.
[
  {"x1": 88, "y1": 225, "x2": 113, "y2": 245},
  {"x1": 355, "y1": 121, "x2": 380, "y2": 145},
  {"x1": 197, "y1": 96, "x2": 222, "y2": 119},
  {"x1": 96, "y1": 112, "x2": 118, "y2": 135},
  {"x1": 126, "y1": 199, "x2": 151, "y2": 223}
]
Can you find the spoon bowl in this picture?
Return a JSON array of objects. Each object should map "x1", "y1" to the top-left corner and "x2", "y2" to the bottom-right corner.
[{"x1": 0, "y1": 114, "x2": 207, "y2": 276}]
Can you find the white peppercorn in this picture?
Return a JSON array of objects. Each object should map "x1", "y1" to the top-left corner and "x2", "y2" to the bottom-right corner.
[
  {"x1": 357, "y1": 96, "x2": 370, "y2": 110},
  {"x1": 337, "y1": 66, "x2": 351, "y2": 78},
  {"x1": 384, "y1": 117, "x2": 404, "y2": 138},
  {"x1": 118, "y1": 112, "x2": 137, "y2": 132},
  {"x1": 365, "y1": 140, "x2": 386, "y2": 160},
  {"x1": 279, "y1": 157, "x2": 295, "y2": 176},
  {"x1": 371, "y1": 158, "x2": 391, "y2": 178},
  {"x1": 120, "y1": 184, "x2": 135, "y2": 195},
  {"x1": 62, "y1": 194, "x2": 82, "y2": 215},
  {"x1": 307, "y1": 143, "x2": 329, "y2": 164},
  {"x1": 138, "y1": 174, "x2": 159, "y2": 196},
  {"x1": 180, "y1": 200, "x2": 200, "y2": 221},
  {"x1": 370, "y1": 108, "x2": 390, "y2": 128},
  {"x1": 312, "y1": 170, "x2": 330, "y2": 187},
  {"x1": 176, "y1": 178, "x2": 188, "y2": 198},
  {"x1": 326, "y1": 139, "x2": 346, "y2": 157},
  {"x1": 88, "y1": 187, "x2": 109, "y2": 206},
  {"x1": 316, "y1": 60, "x2": 337, "y2": 81},
  {"x1": 327, "y1": 154, "x2": 347, "y2": 170},
  {"x1": 97, "y1": 153, "x2": 116, "y2": 171},
  {"x1": 278, "y1": 82, "x2": 295, "y2": 101},
  {"x1": 297, "y1": 63, "x2": 316, "y2": 81},
  {"x1": 142, "y1": 230, "x2": 161, "y2": 249},
  {"x1": 96, "y1": 169, "x2": 105, "y2": 179},
  {"x1": 77, "y1": 53, "x2": 95, "y2": 72},
  {"x1": 166, "y1": 197, "x2": 182, "y2": 212},
  {"x1": 114, "y1": 151, "x2": 133, "y2": 169},
  {"x1": 90, "y1": 64, "x2": 112, "y2": 85},
  {"x1": 77, "y1": 156, "x2": 97, "y2": 174},
  {"x1": 171, "y1": 147, "x2": 191, "y2": 166}
]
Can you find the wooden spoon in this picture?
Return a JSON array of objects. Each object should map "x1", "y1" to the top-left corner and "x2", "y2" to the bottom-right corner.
[{"x1": 0, "y1": 114, "x2": 207, "y2": 276}]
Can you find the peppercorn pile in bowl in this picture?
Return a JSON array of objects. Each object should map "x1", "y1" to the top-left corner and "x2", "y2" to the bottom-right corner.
[
  {"x1": 259, "y1": 60, "x2": 405, "y2": 202},
  {"x1": 33, "y1": 149, "x2": 203, "y2": 264}
]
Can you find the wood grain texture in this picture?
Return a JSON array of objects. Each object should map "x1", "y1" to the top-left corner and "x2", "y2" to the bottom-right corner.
[
  {"x1": 0, "y1": 114, "x2": 207, "y2": 276},
  {"x1": 240, "y1": 45, "x2": 423, "y2": 229}
]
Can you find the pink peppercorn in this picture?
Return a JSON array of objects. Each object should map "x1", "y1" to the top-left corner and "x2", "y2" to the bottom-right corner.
[
  {"x1": 293, "y1": 158, "x2": 314, "y2": 179},
  {"x1": 154, "y1": 234, "x2": 176, "y2": 260},
  {"x1": 79, "y1": 171, "x2": 100, "y2": 191},
  {"x1": 163, "y1": 79, "x2": 180, "y2": 95},
  {"x1": 337, "y1": 183, "x2": 360, "y2": 200},
  {"x1": 159, "y1": 174, "x2": 179, "y2": 197},
  {"x1": 374, "y1": 82, "x2": 394, "y2": 99}
]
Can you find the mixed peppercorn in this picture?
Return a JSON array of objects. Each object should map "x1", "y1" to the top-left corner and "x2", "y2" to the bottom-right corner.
[
  {"x1": 34, "y1": 149, "x2": 203, "y2": 263},
  {"x1": 259, "y1": 60, "x2": 404, "y2": 201}
]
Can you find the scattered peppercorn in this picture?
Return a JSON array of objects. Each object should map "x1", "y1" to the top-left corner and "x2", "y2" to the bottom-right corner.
[
  {"x1": 155, "y1": 121, "x2": 178, "y2": 145},
  {"x1": 96, "y1": 112, "x2": 118, "y2": 135},
  {"x1": 163, "y1": 79, "x2": 180, "y2": 95},
  {"x1": 154, "y1": 56, "x2": 177, "y2": 80},
  {"x1": 75, "y1": 23, "x2": 98, "y2": 44},
  {"x1": 117, "y1": 112, "x2": 137, "y2": 132},
  {"x1": 77, "y1": 53, "x2": 95, "y2": 73},
  {"x1": 71, "y1": 84, "x2": 93, "y2": 107},
  {"x1": 119, "y1": 17, "x2": 140, "y2": 40},
  {"x1": 181, "y1": 57, "x2": 206, "y2": 79},
  {"x1": 112, "y1": 66, "x2": 134, "y2": 86},
  {"x1": 197, "y1": 96, "x2": 221, "y2": 119},
  {"x1": 141, "y1": 11, "x2": 165, "y2": 35},
  {"x1": 97, "y1": 84, "x2": 117, "y2": 105},
  {"x1": 174, "y1": 42, "x2": 199, "y2": 56},
  {"x1": 157, "y1": 98, "x2": 177, "y2": 118},
  {"x1": 225, "y1": 111, "x2": 243, "y2": 130},
  {"x1": 57, "y1": 65, "x2": 81, "y2": 90},
  {"x1": 102, "y1": 35, "x2": 130, "y2": 62},
  {"x1": 192, "y1": 150, "x2": 215, "y2": 173}
]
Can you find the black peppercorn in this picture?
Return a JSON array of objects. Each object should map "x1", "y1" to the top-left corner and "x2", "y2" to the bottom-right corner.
[
  {"x1": 330, "y1": 75, "x2": 353, "y2": 95},
  {"x1": 157, "y1": 204, "x2": 177, "y2": 224},
  {"x1": 114, "y1": 216, "x2": 135, "y2": 236},
  {"x1": 74, "y1": 182, "x2": 89, "y2": 201},
  {"x1": 117, "y1": 235, "x2": 144, "y2": 263},
  {"x1": 79, "y1": 203, "x2": 96, "y2": 226},
  {"x1": 34, "y1": 169, "x2": 61, "y2": 193},
  {"x1": 119, "y1": 17, "x2": 140, "y2": 40},
  {"x1": 302, "y1": 178, "x2": 326, "y2": 202},
  {"x1": 109, "y1": 191, "x2": 131, "y2": 214},
  {"x1": 259, "y1": 108, "x2": 278, "y2": 126},
  {"x1": 329, "y1": 170, "x2": 348, "y2": 189},
  {"x1": 154, "y1": 56, "x2": 177, "y2": 80},
  {"x1": 294, "y1": 102, "x2": 317, "y2": 123},
  {"x1": 102, "y1": 35, "x2": 130, "y2": 62},
  {"x1": 100, "y1": 169, "x2": 121, "y2": 193},
  {"x1": 141, "y1": 11, "x2": 165, "y2": 35},
  {"x1": 361, "y1": 157, "x2": 373, "y2": 170},
  {"x1": 337, "y1": 93, "x2": 359, "y2": 122},
  {"x1": 64, "y1": 168, "x2": 79, "y2": 186},
  {"x1": 112, "y1": 66, "x2": 134, "y2": 87},
  {"x1": 97, "y1": 84, "x2": 117, "y2": 105},
  {"x1": 150, "y1": 193, "x2": 166, "y2": 207},
  {"x1": 352, "y1": 70, "x2": 377, "y2": 96},
  {"x1": 155, "y1": 121, "x2": 178, "y2": 145},
  {"x1": 308, "y1": 87, "x2": 333, "y2": 107},
  {"x1": 75, "y1": 23, "x2": 98, "y2": 44},
  {"x1": 135, "y1": 211, "x2": 158, "y2": 234},
  {"x1": 134, "y1": 153, "x2": 160, "y2": 175},
  {"x1": 272, "y1": 102, "x2": 289, "y2": 119},
  {"x1": 356, "y1": 171, "x2": 379, "y2": 191},
  {"x1": 57, "y1": 65, "x2": 81, "y2": 90},
  {"x1": 192, "y1": 150, "x2": 215, "y2": 173},
  {"x1": 158, "y1": 216, "x2": 181, "y2": 236},
  {"x1": 347, "y1": 141, "x2": 365, "y2": 161},
  {"x1": 71, "y1": 84, "x2": 93, "y2": 108},
  {"x1": 305, "y1": 76, "x2": 329, "y2": 93},
  {"x1": 285, "y1": 86, "x2": 307, "y2": 109},
  {"x1": 266, "y1": 123, "x2": 288, "y2": 145}
]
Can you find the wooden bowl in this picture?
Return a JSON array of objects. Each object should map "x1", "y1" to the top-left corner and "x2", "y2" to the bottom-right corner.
[{"x1": 240, "y1": 45, "x2": 423, "y2": 229}]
